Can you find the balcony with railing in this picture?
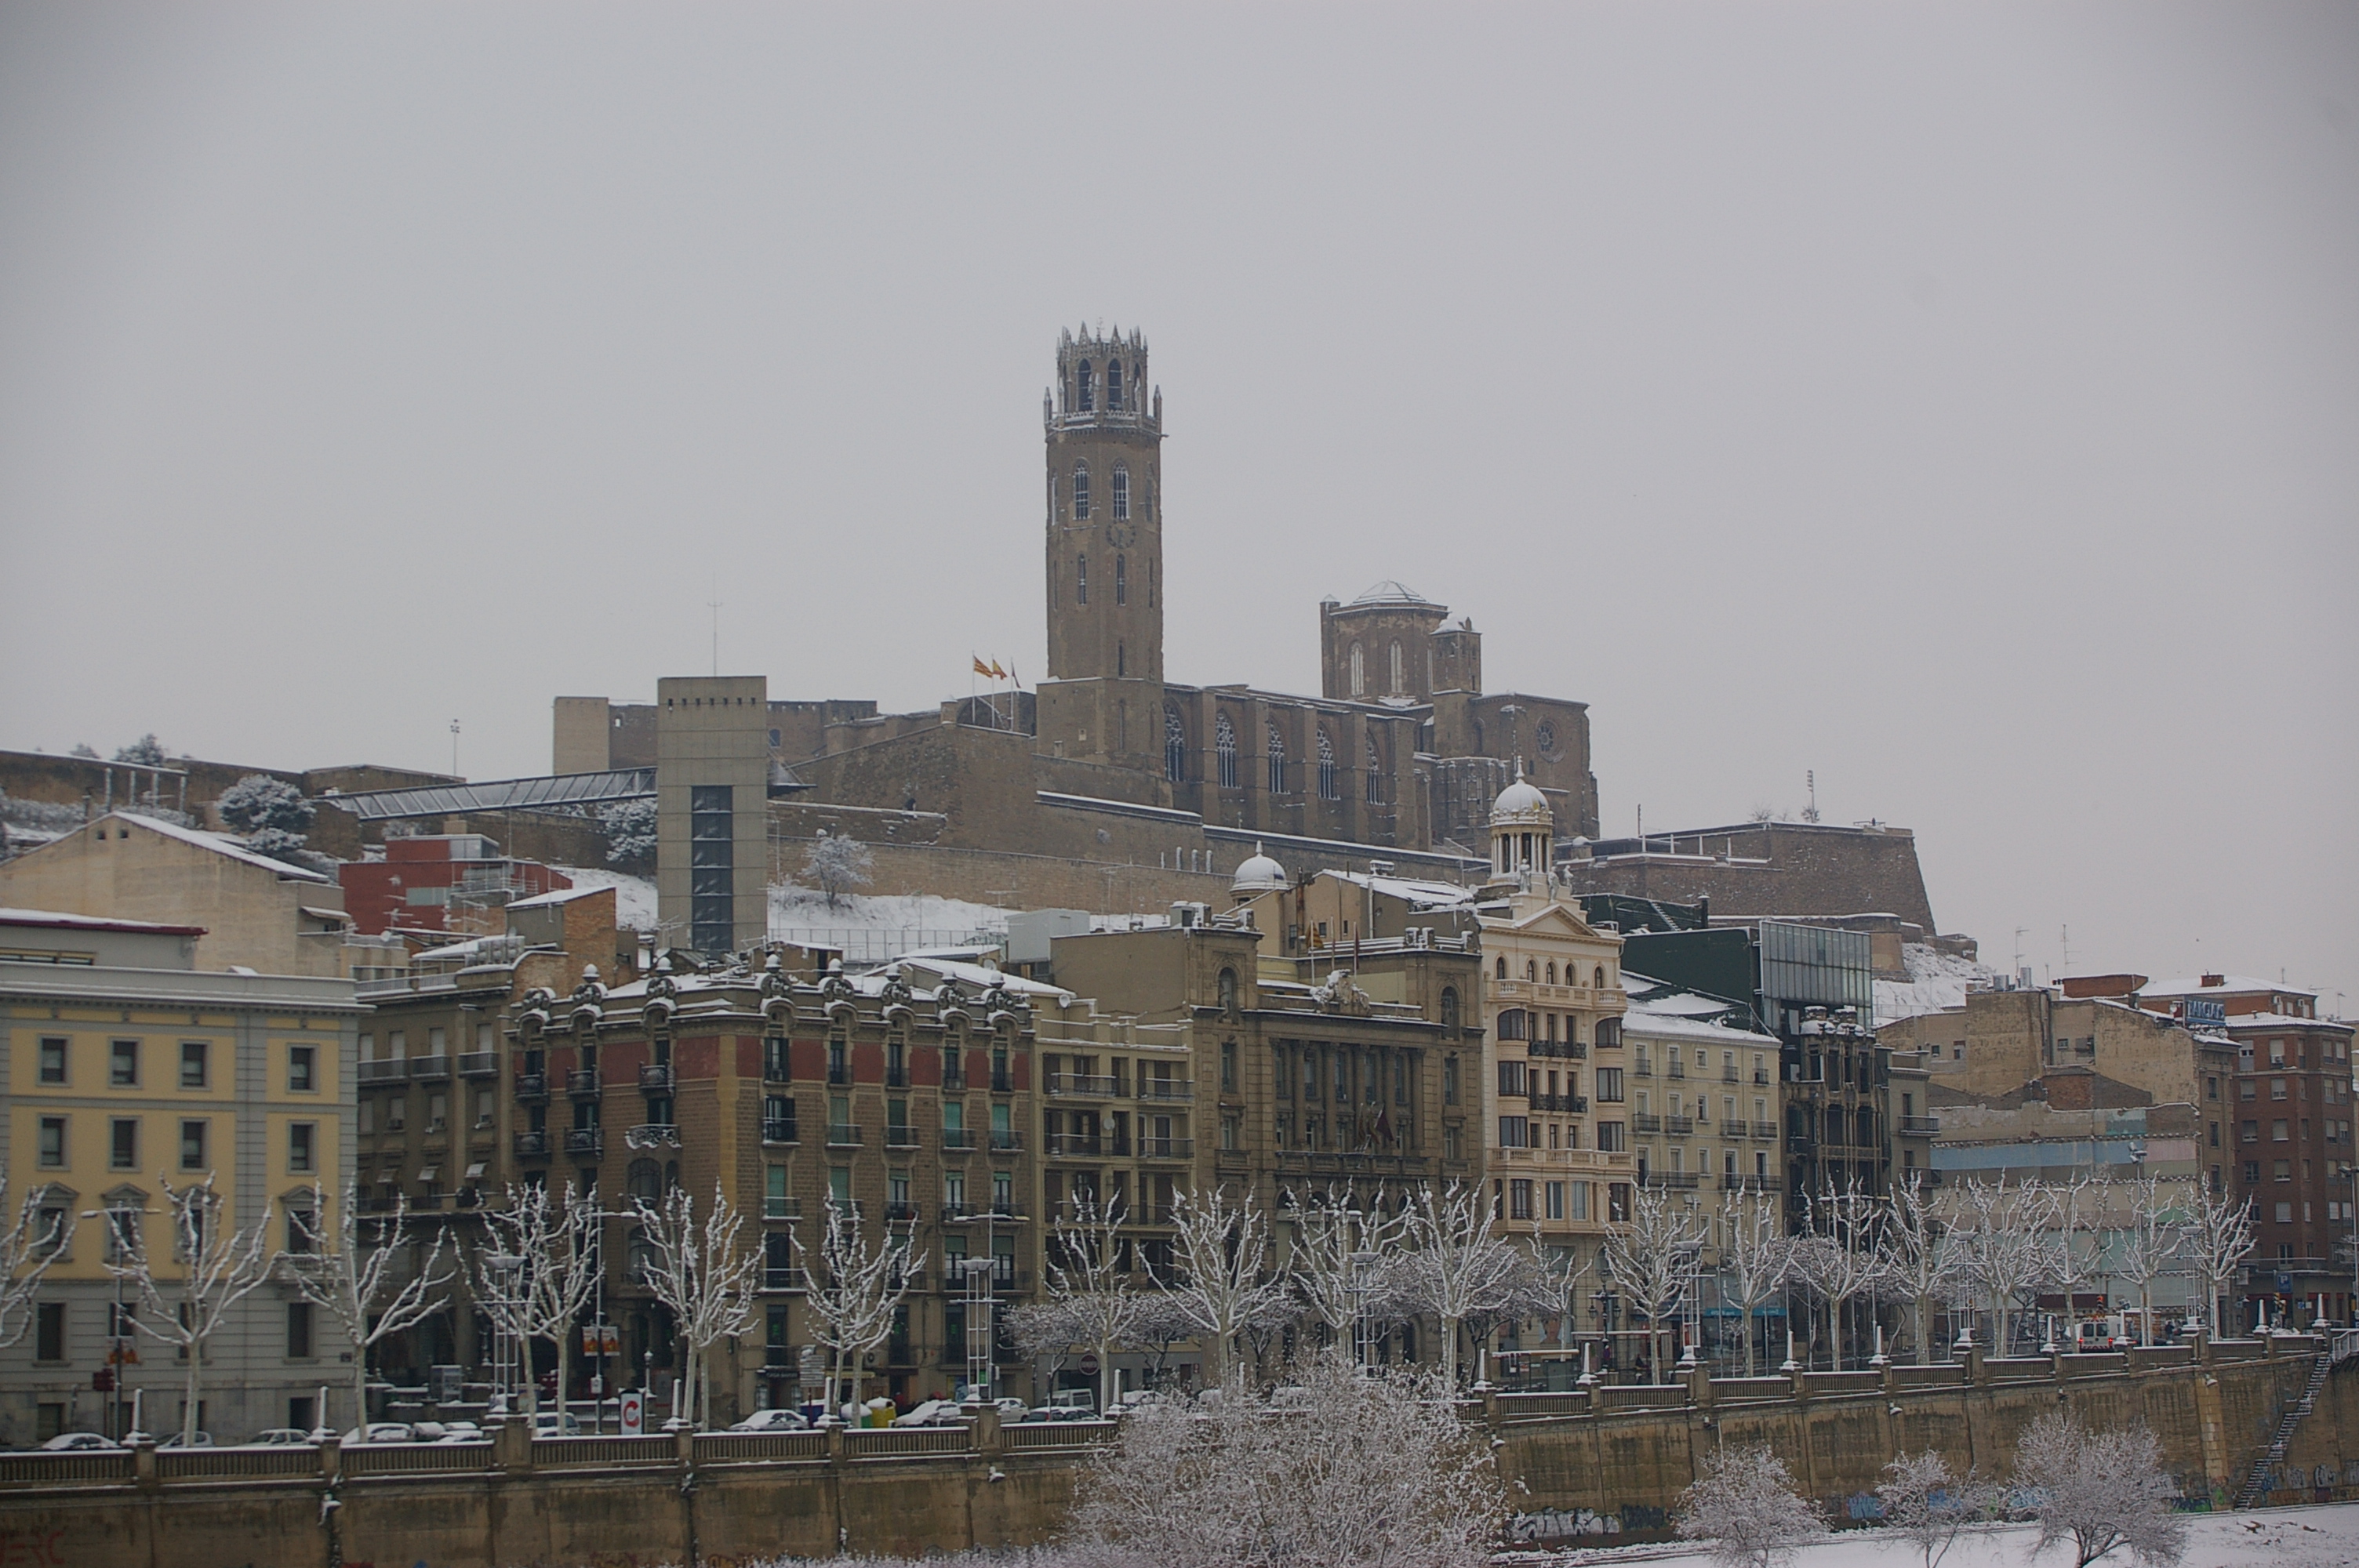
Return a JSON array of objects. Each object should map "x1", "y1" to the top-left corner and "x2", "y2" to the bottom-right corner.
[
  {"x1": 763, "y1": 1343, "x2": 800, "y2": 1369},
  {"x1": 762, "y1": 1265, "x2": 809, "y2": 1293},
  {"x1": 514, "y1": 1071, "x2": 549, "y2": 1104},
  {"x1": 1899, "y1": 1116, "x2": 1940, "y2": 1135},
  {"x1": 1666, "y1": 1062, "x2": 1686, "y2": 1080},
  {"x1": 885, "y1": 1201, "x2": 921, "y2": 1225},
  {"x1": 358, "y1": 1059, "x2": 408, "y2": 1085},
  {"x1": 1136, "y1": 1137, "x2": 1194, "y2": 1160},
  {"x1": 826, "y1": 1123, "x2": 863, "y2": 1148},
  {"x1": 1637, "y1": 1170, "x2": 1700, "y2": 1189},
  {"x1": 410, "y1": 1055, "x2": 452, "y2": 1083},
  {"x1": 990, "y1": 1072, "x2": 1015, "y2": 1094},
  {"x1": 564, "y1": 1127, "x2": 603, "y2": 1158},
  {"x1": 1722, "y1": 1174, "x2": 1773, "y2": 1192},
  {"x1": 1750, "y1": 1121, "x2": 1779, "y2": 1140},
  {"x1": 1721, "y1": 1065, "x2": 1740, "y2": 1082},
  {"x1": 1632, "y1": 1062, "x2": 1655, "y2": 1078},
  {"x1": 1045, "y1": 1134, "x2": 1102, "y2": 1159},
  {"x1": 458, "y1": 1052, "x2": 499, "y2": 1078},
  {"x1": 989, "y1": 1129, "x2": 1023, "y2": 1152},
  {"x1": 1631, "y1": 1113, "x2": 1663, "y2": 1134},
  {"x1": 827, "y1": 1063, "x2": 852, "y2": 1087},
  {"x1": 627, "y1": 1123, "x2": 681, "y2": 1149},
  {"x1": 885, "y1": 1067, "x2": 911, "y2": 1089},
  {"x1": 638, "y1": 1064, "x2": 674, "y2": 1094},
  {"x1": 761, "y1": 1117, "x2": 800, "y2": 1145},
  {"x1": 566, "y1": 1069, "x2": 600, "y2": 1098},
  {"x1": 940, "y1": 1128, "x2": 977, "y2": 1152},
  {"x1": 512, "y1": 1129, "x2": 551, "y2": 1159},
  {"x1": 1136, "y1": 1079, "x2": 1194, "y2": 1102},
  {"x1": 764, "y1": 1196, "x2": 802, "y2": 1221},
  {"x1": 1047, "y1": 1073, "x2": 1121, "y2": 1098},
  {"x1": 885, "y1": 1125, "x2": 920, "y2": 1150},
  {"x1": 1666, "y1": 1115, "x2": 1695, "y2": 1136}
]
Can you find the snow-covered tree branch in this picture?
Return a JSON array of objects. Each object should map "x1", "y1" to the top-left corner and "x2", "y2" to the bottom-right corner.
[
  {"x1": 1155, "y1": 1186, "x2": 1292, "y2": 1391},
  {"x1": 1398, "y1": 1181, "x2": 1533, "y2": 1388},
  {"x1": 280, "y1": 1183, "x2": 453, "y2": 1438},
  {"x1": 2182, "y1": 1181, "x2": 2254, "y2": 1338},
  {"x1": 1791, "y1": 1183, "x2": 1891, "y2": 1370},
  {"x1": 103, "y1": 1172, "x2": 274, "y2": 1445},
  {"x1": 0, "y1": 1174, "x2": 73, "y2": 1348},
  {"x1": 627, "y1": 1185, "x2": 760, "y2": 1429},
  {"x1": 1676, "y1": 1443, "x2": 1824, "y2": 1568},
  {"x1": 473, "y1": 1181, "x2": 603, "y2": 1418},
  {"x1": 803, "y1": 832, "x2": 874, "y2": 911},
  {"x1": 1877, "y1": 1450, "x2": 1994, "y2": 1568},
  {"x1": 794, "y1": 1196, "x2": 922, "y2": 1419},
  {"x1": 2016, "y1": 1410, "x2": 2190, "y2": 1568},
  {"x1": 1601, "y1": 1182, "x2": 1706, "y2": 1377},
  {"x1": 1718, "y1": 1192, "x2": 1793, "y2": 1375}
]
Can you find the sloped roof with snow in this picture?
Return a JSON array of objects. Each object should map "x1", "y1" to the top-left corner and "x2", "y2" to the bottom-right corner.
[
  {"x1": 111, "y1": 813, "x2": 333, "y2": 884},
  {"x1": 1348, "y1": 580, "x2": 1442, "y2": 608}
]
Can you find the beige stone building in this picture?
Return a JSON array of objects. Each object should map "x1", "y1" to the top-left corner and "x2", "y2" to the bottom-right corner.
[
  {"x1": 0, "y1": 812, "x2": 365, "y2": 979},
  {"x1": 0, "y1": 909, "x2": 362, "y2": 1445}
]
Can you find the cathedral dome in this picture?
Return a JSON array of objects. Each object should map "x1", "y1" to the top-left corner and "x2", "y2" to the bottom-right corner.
[
  {"x1": 1230, "y1": 843, "x2": 1288, "y2": 894},
  {"x1": 1489, "y1": 763, "x2": 1550, "y2": 827}
]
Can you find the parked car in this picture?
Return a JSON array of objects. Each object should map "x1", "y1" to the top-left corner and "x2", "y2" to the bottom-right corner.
[
  {"x1": 990, "y1": 1397, "x2": 1029, "y2": 1421},
  {"x1": 1020, "y1": 1405, "x2": 1096, "y2": 1424},
  {"x1": 38, "y1": 1432, "x2": 119, "y2": 1452},
  {"x1": 343, "y1": 1423, "x2": 416, "y2": 1445},
  {"x1": 415, "y1": 1421, "x2": 485, "y2": 1444},
  {"x1": 892, "y1": 1399, "x2": 968, "y2": 1428},
  {"x1": 245, "y1": 1428, "x2": 314, "y2": 1446},
  {"x1": 729, "y1": 1408, "x2": 810, "y2": 1433},
  {"x1": 529, "y1": 1410, "x2": 583, "y2": 1436},
  {"x1": 156, "y1": 1432, "x2": 214, "y2": 1449}
]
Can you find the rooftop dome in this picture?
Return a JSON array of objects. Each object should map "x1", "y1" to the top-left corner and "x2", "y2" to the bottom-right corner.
[
  {"x1": 1489, "y1": 762, "x2": 1550, "y2": 826},
  {"x1": 1349, "y1": 579, "x2": 1441, "y2": 608},
  {"x1": 1230, "y1": 842, "x2": 1288, "y2": 895}
]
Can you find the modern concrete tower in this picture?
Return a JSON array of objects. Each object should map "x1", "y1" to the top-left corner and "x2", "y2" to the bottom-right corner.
[{"x1": 655, "y1": 675, "x2": 770, "y2": 955}]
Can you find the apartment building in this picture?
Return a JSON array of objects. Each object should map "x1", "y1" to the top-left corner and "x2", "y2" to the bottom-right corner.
[{"x1": 0, "y1": 908, "x2": 362, "y2": 1445}]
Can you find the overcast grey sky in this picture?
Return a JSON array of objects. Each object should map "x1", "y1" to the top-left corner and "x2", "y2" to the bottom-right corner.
[{"x1": 2, "y1": 2, "x2": 2353, "y2": 1007}]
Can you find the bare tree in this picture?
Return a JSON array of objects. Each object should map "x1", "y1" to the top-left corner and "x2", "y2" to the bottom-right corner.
[
  {"x1": 803, "y1": 832, "x2": 874, "y2": 911},
  {"x1": 1005, "y1": 1296, "x2": 1091, "y2": 1395},
  {"x1": 2015, "y1": 1410, "x2": 2190, "y2": 1568},
  {"x1": 1521, "y1": 1228, "x2": 1597, "y2": 1357},
  {"x1": 2182, "y1": 1181, "x2": 2255, "y2": 1338},
  {"x1": 1878, "y1": 1174, "x2": 1965, "y2": 1365},
  {"x1": 1792, "y1": 1183, "x2": 1892, "y2": 1370},
  {"x1": 1398, "y1": 1181, "x2": 1534, "y2": 1388},
  {"x1": 104, "y1": 1172, "x2": 273, "y2": 1445},
  {"x1": 1066, "y1": 1347, "x2": 1502, "y2": 1568},
  {"x1": 2108, "y1": 1178, "x2": 2185, "y2": 1346},
  {"x1": 280, "y1": 1183, "x2": 453, "y2": 1438},
  {"x1": 1717, "y1": 1193, "x2": 1792, "y2": 1376},
  {"x1": 794, "y1": 1196, "x2": 922, "y2": 1419},
  {"x1": 1877, "y1": 1450, "x2": 1994, "y2": 1568},
  {"x1": 2037, "y1": 1175, "x2": 2102, "y2": 1344},
  {"x1": 1956, "y1": 1178, "x2": 2055, "y2": 1354},
  {"x1": 1040, "y1": 1197, "x2": 1141, "y2": 1413},
  {"x1": 1675, "y1": 1443, "x2": 1825, "y2": 1568},
  {"x1": 0, "y1": 1174, "x2": 74, "y2": 1348},
  {"x1": 1601, "y1": 1183, "x2": 1706, "y2": 1380},
  {"x1": 474, "y1": 1181, "x2": 603, "y2": 1420},
  {"x1": 1155, "y1": 1186, "x2": 1291, "y2": 1391},
  {"x1": 1286, "y1": 1186, "x2": 1412, "y2": 1356},
  {"x1": 628, "y1": 1185, "x2": 760, "y2": 1429}
]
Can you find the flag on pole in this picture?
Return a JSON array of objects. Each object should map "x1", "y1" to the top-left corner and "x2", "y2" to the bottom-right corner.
[
  {"x1": 989, "y1": 660, "x2": 1009, "y2": 681},
  {"x1": 972, "y1": 655, "x2": 993, "y2": 677}
]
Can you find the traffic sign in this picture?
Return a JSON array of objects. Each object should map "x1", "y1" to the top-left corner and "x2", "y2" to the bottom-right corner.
[
  {"x1": 1078, "y1": 1353, "x2": 1099, "y2": 1377},
  {"x1": 619, "y1": 1391, "x2": 644, "y2": 1436}
]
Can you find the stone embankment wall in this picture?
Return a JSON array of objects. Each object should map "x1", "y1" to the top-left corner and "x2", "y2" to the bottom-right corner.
[{"x1": 0, "y1": 1342, "x2": 2339, "y2": 1568}]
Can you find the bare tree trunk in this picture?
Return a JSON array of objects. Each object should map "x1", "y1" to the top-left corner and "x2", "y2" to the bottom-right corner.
[
  {"x1": 181, "y1": 1342, "x2": 203, "y2": 1444},
  {"x1": 351, "y1": 1358, "x2": 370, "y2": 1437}
]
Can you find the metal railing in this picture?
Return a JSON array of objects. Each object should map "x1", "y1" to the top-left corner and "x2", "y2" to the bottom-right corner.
[
  {"x1": 1136, "y1": 1080, "x2": 1194, "y2": 1102},
  {"x1": 358, "y1": 1059, "x2": 408, "y2": 1083},
  {"x1": 940, "y1": 1129, "x2": 977, "y2": 1151},
  {"x1": 1899, "y1": 1116, "x2": 1940, "y2": 1134},
  {"x1": 826, "y1": 1123, "x2": 863, "y2": 1148},
  {"x1": 458, "y1": 1052, "x2": 499, "y2": 1078},
  {"x1": 885, "y1": 1127, "x2": 920, "y2": 1149},
  {"x1": 514, "y1": 1072, "x2": 548, "y2": 1102},
  {"x1": 1666, "y1": 1116, "x2": 1695, "y2": 1135},
  {"x1": 513, "y1": 1130, "x2": 550, "y2": 1158},
  {"x1": 1045, "y1": 1134, "x2": 1102, "y2": 1157},
  {"x1": 1631, "y1": 1113, "x2": 1662, "y2": 1134},
  {"x1": 639, "y1": 1064, "x2": 674, "y2": 1094},
  {"x1": 761, "y1": 1118, "x2": 800, "y2": 1145},
  {"x1": 989, "y1": 1130, "x2": 1023, "y2": 1151},
  {"x1": 410, "y1": 1056, "x2": 452, "y2": 1082},
  {"x1": 1047, "y1": 1073, "x2": 1121, "y2": 1098},
  {"x1": 566, "y1": 1069, "x2": 600, "y2": 1097},
  {"x1": 1136, "y1": 1137, "x2": 1193, "y2": 1160},
  {"x1": 564, "y1": 1128, "x2": 603, "y2": 1158}
]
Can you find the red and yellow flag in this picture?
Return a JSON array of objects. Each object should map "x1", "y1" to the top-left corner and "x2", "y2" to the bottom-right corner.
[{"x1": 972, "y1": 655, "x2": 993, "y2": 677}]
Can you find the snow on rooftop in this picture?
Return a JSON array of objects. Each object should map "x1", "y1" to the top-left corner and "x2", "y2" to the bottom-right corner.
[
  {"x1": 2142, "y1": 973, "x2": 2317, "y2": 1000},
  {"x1": 109, "y1": 812, "x2": 333, "y2": 883},
  {"x1": 547, "y1": 867, "x2": 658, "y2": 930},
  {"x1": 505, "y1": 884, "x2": 601, "y2": 911},
  {"x1": 1347, "y1": 579, "x2": 1441, "y2": 608},
  {"x1": 0, "y1": 906, "x2": 205, "y2": 935},
  {"x1": 1328, "y1": 868, "x2": 1478, "y2": 908},
  {"x1": 1874, "y1": 943, "x2": 1999, "y2": 1026}
]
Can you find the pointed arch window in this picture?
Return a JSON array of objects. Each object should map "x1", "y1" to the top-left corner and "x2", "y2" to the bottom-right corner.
[
  {"x1": 1077, "y1": 554, "x2": 1088, "y2": 605},
  {"x1": 1107, "y1": 361, "x2": 1122, "y2": 408},
  {"x1": 1316, "y1": 730, "x2": 1338, "y2": 800},
  {"x1": 1266, "y1": 725, "x2": 1286, "y2": 794},
  {"x1": 1073, "y1": 463, "x2": 1091, "y2": 521},
  {"x1": 1115, "y1": 554, "x2": 1127, "y2": 605},
  {"x1": 1113, "y1": 466, "x2": 1130, "y2": 520},
  {"x1": 1164, "y1": 706, "x2": 1187, "y2": 782},
  {"x1": 1365, "y1": 733, "x2": 1383, "y2": 802},
  {"x1": 1348, "y1": 644, "x2": 1365, "y2": 698},
  {"x1": 1389, "y1": 641, "x2": 1405, "y2": 694},
  {"x1": 1077, "y1": 361, "x2": 1094, "y2": 412},
  {"x1": 1216, "y1": 713, "x2": 1238, "y2": 789}
]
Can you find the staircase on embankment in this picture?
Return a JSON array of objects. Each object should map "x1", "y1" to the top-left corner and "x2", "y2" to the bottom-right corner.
[{"x1": 2234, "y1": 1328, "x2": 2359, "y2": 1508}]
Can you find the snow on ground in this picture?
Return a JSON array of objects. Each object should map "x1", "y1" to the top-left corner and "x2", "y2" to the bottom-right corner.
[
  {"x1": 1507, "y1": 1504, "x2": 2359, "y2": 1568},
  {"x1": 768, "y1": 884, "x2": 1012, "y2": 962},
  {"x1": 1875, "y1": 942, "x2": 2001, "y2": 1026},
  {"x1": 547, "y1": 866, "x2": 659, "y2": 931}
]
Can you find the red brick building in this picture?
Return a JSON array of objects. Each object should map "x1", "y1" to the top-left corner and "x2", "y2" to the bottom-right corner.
[{"x1": 2140, "y1": 974, "x2": 2355, "y2": 1329}]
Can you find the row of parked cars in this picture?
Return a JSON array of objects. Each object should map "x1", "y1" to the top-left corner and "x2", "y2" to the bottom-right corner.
[
  {"x1": 35, "y1": 1412, "x2": 590, "y2": 1451},
  {"x1": 724, "y1": 1394, "x2": 1118, "y2": 1432}
]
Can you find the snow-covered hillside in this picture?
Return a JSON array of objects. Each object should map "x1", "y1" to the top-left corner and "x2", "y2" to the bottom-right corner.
[{"x1": 1874, "y1": 942, "x2": 2000, "y2": 1026}]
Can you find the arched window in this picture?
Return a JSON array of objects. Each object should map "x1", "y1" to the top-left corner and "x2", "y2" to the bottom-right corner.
[
  {"x1": 1107, "y1": 361, "x2": 1122, "y2": 408},
  {"x1": 1073, "y1": 463, "x2": 1091, "y2": 521},
  {"x1": 1218, "y1": 967, "x2": 1238, "y2": 1014},
  {"x1": 1267, "y1": 724, "x2": 1286, "y2": 793},
  {"x1": 1317, "y1": 730, "x2": 1338, "y2": 800},
  {"x1": 1496, "y1": 956, "x2": 1508, "y2": 981},
  {"x1": 1115, "y1": 554, "x2": 1127, "y2": 605},
  {"x1": 627, "y1": 1159, "x2": 662, "y2": 1203},
  {"x1": 1594, "y1": 966, "x2": 1606, "y2": 989},
  {"x1": 1077, "y1": 553, "x2": 1088, "y2": 604},
  {"x1": 1546, "y1": 961, "x2": 1558, "y2": 985},
  {"x1": 1077, "y1": 361, "x2": 1094, "y2": 412},
  {"x1": 1113, "y1": 466, "x2": 1129, "y2": 519},
  {"x1": 1164, "y1": 706, "x2": 1186, "y2": 782},
  {"x1": 1472, "y1": 720, "x2": 1485, "y2": 753},
  {"x1": 1525, "y1": 959, "x2": 1538, "y2": 982},
  {"x1": 1440, "y1": 986, "x2": 1460, "y2": 1032},
  {"x1": 1348, "y1": 643, "x2": 1365, "y2": 697},
  {"x1": 1365, "y1": 733, "x2": 1382, "y2": 802},
  {"x1": 1389, "y1": 641, "x2": 1405, "y2": 694},
  {"x1": 1216, "y1": 713, "x2": 1238, "y2": 789},
  {"x1": 1597, "y1": 1018, "x2": 1620, "y2": 1050}
]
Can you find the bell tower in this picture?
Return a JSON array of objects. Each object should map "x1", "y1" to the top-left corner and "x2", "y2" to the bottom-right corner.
[{"x1": 1038, "y1": 324, "x2": 1165, "y2": 774}]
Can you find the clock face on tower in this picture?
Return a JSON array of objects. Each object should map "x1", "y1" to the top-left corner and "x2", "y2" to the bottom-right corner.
[{"x1": 1106, "y1": 523, "x2": 1136, "y2": 549}]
